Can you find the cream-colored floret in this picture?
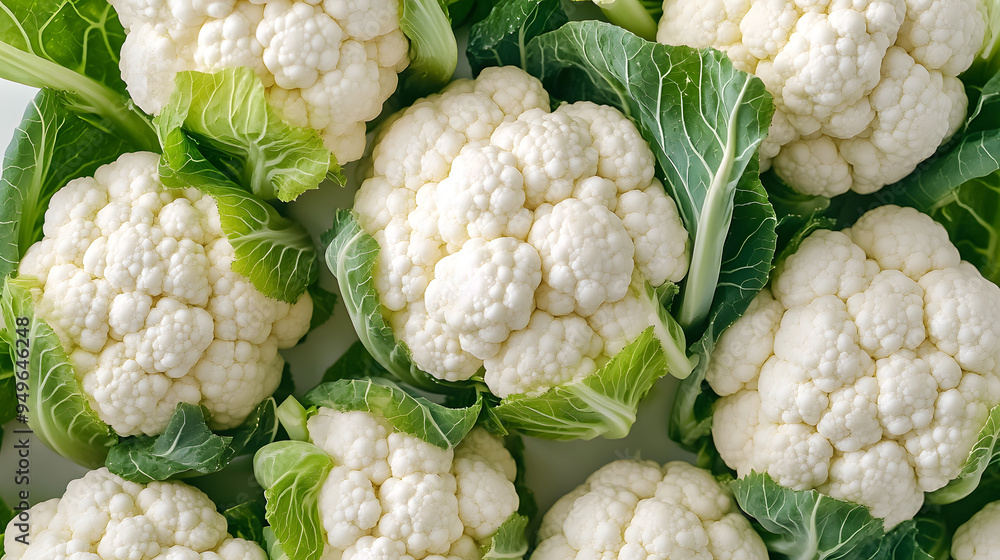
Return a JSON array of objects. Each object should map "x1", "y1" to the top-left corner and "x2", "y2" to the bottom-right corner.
[
  {"x1": 110, "y1": 0, "x2": 409, "y2": 163},
  {"x1": 18, "y1": 151, "x2": 311, "y2": 437},
  {"x1": 658, "y1": 0, "x2": 986, "y2": 195},
  {"x1": 952, "y1": 500, "x2": 1000, "y2": 560},
  {"x1": 355, "y1": 66, "x2": 690, "y2": 398},
  {"x1": 534, "y1": 459, "x2": 767, "y2": 560},
  {"x1": 2, "y1": 468, "x2": 265, "y2": 560},
  {"x1": 707, "y1": 204, "x2": 1000, "y2": 529}
]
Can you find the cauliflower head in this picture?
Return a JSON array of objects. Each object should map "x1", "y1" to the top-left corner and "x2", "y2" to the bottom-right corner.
[
  {"x1": 353, "y1": 65, "x2": 690, "y2": 398},
  {"x1": 952, "y1": 500, "x2": 1000, "y2": 560},
  {"x1": 657, "y1": 0, "x2": 987, "y2": 196},
  {"x1": 2, "y1": 467, "x2": 266, "y2": 560},
  {"x1": 707, "y1": 204, "x2": 1000, "y2": 528},
  {"x1": 533, "y1": 459, "x2": 767, "y2": 560},
  {"x1": 18, "y1": 151, "x2": 312, "y2": 437},
  {"x1": 109, "y1": 0, "x2": 410, "y2": 162},
  {"x1": 306, "y1": 411, "x2": 519, "y2": 560}
]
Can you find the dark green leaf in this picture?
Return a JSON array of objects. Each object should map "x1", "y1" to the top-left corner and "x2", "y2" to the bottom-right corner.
[
  {"x1": 307, "y1": 283, "x2": 338, "y2": 333},
  {"x1": 221, "y1": 499, "x2": 268, "y2": 551},
  {"x1": 466, "y1": 0, "x2": 568, "y2": 74},
  {"x1": 0, "y1": 337, "x2": 15, "y2": 425},
  {"x1": 321, "y1": 340, "x2": 393, "y2": 383},
  {"x1": 155, "y1": 68, "x2": 339, "y2": 203}
]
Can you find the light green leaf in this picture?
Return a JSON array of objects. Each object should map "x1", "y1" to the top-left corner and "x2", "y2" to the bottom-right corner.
[
  {"x1": 0, "y1": 0, "x2": 157, "y2": 150},
  {"x1": 159, "y1": 129, "x2": 319, "y2": 303},
  {"x1": 731, "y1": 472, "x2": 885, "y2": 560},
  {"x1": 106, "y1": 399, "x2": 279, "y2": 483},
  {"x1": 480, "y1": 514, "x2": 529, "y2": 560},
  {"x1": 302, "y1": 378, "x2": 482, "y2": 450},
  {"x1": 399, "y1": 0, "x2": 458, "y2": 97},
  {"x1": 254, "y1": 440, "x2": 334, "y2": 560},
  {"x1": 276, "y1": 396, "x2": 311, "y2": 443},
  {"x1": 0, "y1": 89, "x2": 131, "y2": 280},
  {"x1": 155, "y1": 68, "x2": 339, "y2": 203},
  {"x1": 927, "y1": 402, "x2": 1000, "y2": 504},
  {"x1": 0, "y1": 276, "x2": 116, "y2": 467}
]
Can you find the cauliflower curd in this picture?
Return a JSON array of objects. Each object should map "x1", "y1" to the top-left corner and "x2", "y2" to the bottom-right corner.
[
  {"x1": 354, "y1": 65, "x2": 690, "y2": 398},
  {"x1": 109, "y1": 0, "x2": 410, "y2": 162},
  {"x1": 707, "y1": 205, "x2": 1000, "y2": 528},
  {"x1": 18, "y1": 151, "x2": 312, "y2": 437},
  {"x1": 952, "y1": 500, "x2": 1000, "y2": 560},
  {"x1": 534, "y1": 459, "x2": 768, "y2": 560},
  {"x1": 657, "y1": 0, "x2": 987, "y2": 196},
  {"x1": 2, "y1": 467, "x2": 266, "y2": 560},
  {"x1": 306, "y1": 413, "x2": 520, "y2": 560}
]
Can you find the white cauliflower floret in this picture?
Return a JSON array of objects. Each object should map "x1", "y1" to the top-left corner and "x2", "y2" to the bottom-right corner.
[
  {"x1": 707, "y1": 205, "x2": 1000, "y2": 529},
  {"x1": 355, "y1": 66, "x2": 690, "y2": 399},
  {"x1": 110, "y1": 0, "x2": 409, "y2": 162},
  {"x1": 951, "y1": 500, "x2": 1000, "y2": 560},
  {"x1": 2, "y1": 468, "x2": 265, "y2": 560},
  {"x1": 534, "y1": 459, "x2": 767, "y2": 560},
  {"x1": 18, "y1": 151, "x2": 311, "y2": 437},
  {"x1": 658, "y1": 0, "x2": 986, "y2": 195},
  {"x1": 305, "y1": 414, "x2": 520, "y2": 560}
]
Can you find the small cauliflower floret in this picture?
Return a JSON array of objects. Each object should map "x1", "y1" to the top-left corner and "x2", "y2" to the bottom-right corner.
[
  {"x1": 355, "y1": 66, "x2": 690, "y2": 402},
  {"x1": 952, "y1": 500, "x2": 1000, "y2": 560},
  {"x1": 657, "y1": 0, "x2": 986, "y2": 195},
  {"x1": 304, "y1": 412, "x2": 520, "y2": 560},
  {"x1": 706, "y1": 205, "x2": 1000, "y2": 529},
  {"x1": 535, "y1": 459, "x2": 767, "y2": 560},
  {"x1": 2, "y1": 468, "x2": 265, "y2": 560},
  {"x1": 18, "y1": 151, "x2": 311, "y2": 437},
  {"x1": 110, "y1": 0, "x2": 408, "y2": 162}
]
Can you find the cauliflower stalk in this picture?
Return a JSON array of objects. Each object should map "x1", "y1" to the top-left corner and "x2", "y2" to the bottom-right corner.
[
  {"x1": 325, "y1": 64, "x2": 701, "y2": 440},
  {"x1": 706, "y1": 205, "x2": 1000, "y2": 532},
  {"x1": 2, "y1": 467, "x2": 267, "y2": 560},
  {"x1": 655, "y1": 0, "x2": 990, "y2": 197},
  {"x1": 109, "y1": 0, "x2": 459, "y2": 163},
  {"x1": 253, "y1": 379, "x2": 527, "y2": 560},
  {"x1": 1, "y1": 149, "x2": 317, "y2": 473},
  {"x1": 534, "y1": 459, "x2": 768, "y2": 560}
]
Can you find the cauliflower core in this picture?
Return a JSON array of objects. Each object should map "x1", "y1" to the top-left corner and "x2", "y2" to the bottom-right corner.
[
  {"x1": 109, "y1": 0, "x2": 410, "y2": 162},
  {"x1": 657, "y1": 0, "x2": 987, "y2": 196},
  {"x1": 533, "y1": 459, "x2": 768, "y2": 560},
  {"x1": 2, "y1": 467, "x2": 266, "y2": 560},
  {"x1": 18, "y1": 151, "x2": 311, "y2": 437},
  {"x1": 354, "y1": 66, "x2": 690, "y2": 398},
  {"x1": 708, "y1": 205, "x2": 1000, "y2": 528},
  {"x1": 307, "y1": 410, "x2": 520, "y2": 560},
  {"x1": 952, "y1": 500, "x2": 1000, "y2": 560}
]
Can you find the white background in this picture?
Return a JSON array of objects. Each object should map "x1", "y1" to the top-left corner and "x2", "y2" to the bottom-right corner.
[{"x1": 0, "y1": 74, "x2": 694, "y2": 519}]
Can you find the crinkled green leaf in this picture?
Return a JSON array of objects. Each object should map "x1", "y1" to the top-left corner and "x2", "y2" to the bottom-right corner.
[
  {"x1": 106, "y1": 398, "x2": 279, "y2": 483},
  {"x1": 527, "y1": 21, "x2": 775, "y2": 333},
  {"x1": 0, "y1": 89, "x2": 131, "y2": 280},
  {"x1": 466, "y1": 0, "x2": 568, "y2": 74},
  {"x1": 323, "y1": 209, "x2": 467, "y2": 393},
  {"x1": 731, "y1": 472, "x2": 885, "y2": 560},
  {"x1": 860, "y1": 520, "x2": 937, "y2": 560},
  {"x1": 254, "y1": 440, "x2": 334, "y2": 560},
  {"x1": 159, "y1": 129, "x2": 318, "y2": 303},
  {"x1": 0, "y1": 276, "x2": 115, "y2": 467},
  {"x1": 221, "y1": 499, "x2": 268, "y2": 552},
  {"x1": 480, "y1": 514, "x2": 529, "y2": 560},
  {"x1": 303, "y1": 378, "x2": 481, "y2": 450},
  {"x1": 155, "y1": 68, "x2": 339, "y2": 203},
  {"x1": 0, "y1": 0, "x2": 156, "y2": 150}
]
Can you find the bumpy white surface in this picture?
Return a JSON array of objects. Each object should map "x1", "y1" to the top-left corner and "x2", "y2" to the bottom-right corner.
[
  {"x1": 2, "y1": 467, "x2": 266, "y2": 560},
  {"x1": 657, "y1": 0, "x2": 986, "y2": 196},
  {"x1": 18, "y1": 152, "x2": 312, "y2": 436},
  {"x1": 533, "y1": 459, "x2": 767, "y2": 560},
  {"x1": 952, "y1": 500, "x2": 1000, "y2": 560},
  {"x1": 307, "y1": 410, "x2": 519, "y2": 560},
  {"x1": 354, "y1": 66, "x2": 690, "y2": 398},
  {"x1": 708, "y1": 205, "x2": 1000, "y2": 529},
  {"x1": 109, "y1": 0, "x2": 410, "y2": 163}
]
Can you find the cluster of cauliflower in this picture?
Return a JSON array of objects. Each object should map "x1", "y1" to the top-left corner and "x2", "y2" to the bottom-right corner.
[
  {"x1": 354, "y1": 65, "x2": 690, "y2": 397},
  {"x1": 2, "y1": 468, "x2": 265, "y2": 560},
  {"x1": 305, "y1": 410, "x2": 520, "y2": 560},
  {"x1": 952, "y1": 500, "x2": 1000, "y2": 560},
  {"x1": 109, "y1": 0, "x2": 410, "y2": 162},
  {"x1": 657, "y1": 0, "x2": 987, "y2": 196},
  {"x1": 707, "y1": 204, "x2": 1000, "y2": 528},
  {"x1": 18, "y1": 151, "x2": 312, "y2": 437},
  {"x1": 533, "y1": 459, "x2": 767, "y2": 560}
]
